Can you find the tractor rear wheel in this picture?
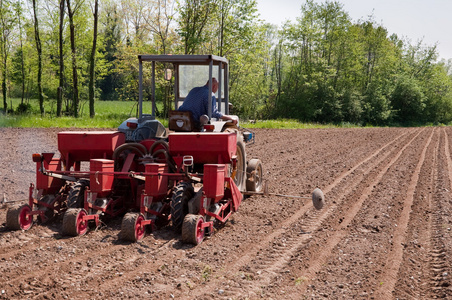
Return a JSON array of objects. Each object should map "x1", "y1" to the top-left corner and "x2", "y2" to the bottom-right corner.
[
  {"x1": 67, "y1": 180, "x2": 89, "y2": 208},
  {"x1": 233, "y1": 135, "x2": 247, "y2": 191},
  {"x1": 6, "y1": 204, "x2": 33, "y2": 231},
  {"x1": 246, "y1": 159, "x2": 263, "y2": 192},
  {"x1": 182, "y1": 214, "x2": 205, "y2": 245},
  {"x1": 62, "y1": 208, "x2": 88, "y2": 236},
  {"x1": 121, "y1": 212, "x2": 146, "y2": 242},
  {"x1": 171, "y1": 182, "x2": 194, "y2": 232}
]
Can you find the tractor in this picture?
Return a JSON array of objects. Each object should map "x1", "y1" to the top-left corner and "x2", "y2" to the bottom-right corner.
[{"x1": 6, "y1": 55, "x2": 323, "y2": 245}]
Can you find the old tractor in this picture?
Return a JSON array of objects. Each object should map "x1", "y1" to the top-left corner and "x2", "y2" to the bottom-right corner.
[{"x1": 6, "y1": 55, "x2": 324, "y2": 245}]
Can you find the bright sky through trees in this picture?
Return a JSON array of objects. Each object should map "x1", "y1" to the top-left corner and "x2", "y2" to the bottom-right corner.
[{"x1": 257, "y1": 0, "x2": 452, "y2": 60}]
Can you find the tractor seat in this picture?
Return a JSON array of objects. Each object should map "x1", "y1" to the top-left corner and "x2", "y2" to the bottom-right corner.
[{"x1": 169, "y1": 110, "x2": 196, "y2": 132}]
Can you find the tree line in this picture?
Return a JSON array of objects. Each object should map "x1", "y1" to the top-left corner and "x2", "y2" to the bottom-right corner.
[{"x1": 1, "y1": 0, "x2": 452, "y2": 125}]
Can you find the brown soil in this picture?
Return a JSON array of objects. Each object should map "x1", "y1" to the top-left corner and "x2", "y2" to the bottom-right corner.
[{"x1": 1, "y1": 127, "x2": 452, "y2": 299}]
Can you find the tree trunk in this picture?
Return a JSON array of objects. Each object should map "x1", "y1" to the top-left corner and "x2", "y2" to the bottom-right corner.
[
  {"x1": 2, "y1": 71, "x2": 6, "y2": 112},
  {"x1": 88, "y1": 0, "x2": 98, "y2": 118},
  {"x1": 32, "y1": 0, "x2": 44, "y2": 115},
  {"x1": 57, "y1": 0, "x2": 65, "y2": 117},
  {"x1": 66, "y1": 0, "x2": 79, "y2": 117},
  {"x1": 17, "y1": 6, "x2": 25, "y2": 104},
  {"x1": 0, "y1": 0, "x2": 7, "y2": 112}
]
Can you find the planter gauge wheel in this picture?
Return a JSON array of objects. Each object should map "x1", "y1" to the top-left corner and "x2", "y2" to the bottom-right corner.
[
  {"x1": 62, "y1": 208, "x2": 89, "y2": 236},
  {"x1": 121, "y1": 212, "x2": 146, "y2": 242},
  {"x1": 6, "y1": 204, "x2": 33, "y2": 231},
  {"x1": 182, "y1": 214, "x2": 205, "y2": 245}
]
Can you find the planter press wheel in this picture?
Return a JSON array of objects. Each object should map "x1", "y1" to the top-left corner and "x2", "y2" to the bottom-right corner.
[
  {"x1": 6, "y1": 204, "x2": 33, "y2": 231},
  {"x1": 181, "y1": 214, "x2": 205, "y2": 245},
  {"x1": 171, "y1": 182, "x2": 194, "y2": 232},
  {"x1": 37, "y1": 195, "x2": 55, "y2": 224},
  {"x1": 62, "y1": 208, "x2": 88, "y2": 236},
  {"x1": 232, "y1": 135, "x2": 247, "y2": 191},
  {"x1": 246, "y1": 159, "x2": 263, "y2": 192},
  {"x1": 67, "y1": 180, "x2": 89, "y2": 208},
  {"x1": 121, "y1": 212, "x2": 146, "y2": 242}
]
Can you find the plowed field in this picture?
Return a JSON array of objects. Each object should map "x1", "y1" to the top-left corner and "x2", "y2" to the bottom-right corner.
[{"x1": 1, "y1": 127, "x2": 452, "y2": 299}]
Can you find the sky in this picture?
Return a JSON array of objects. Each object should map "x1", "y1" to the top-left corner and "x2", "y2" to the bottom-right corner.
[{"x1": 256, "y1": 0, "x2": 452, "y2": 60}]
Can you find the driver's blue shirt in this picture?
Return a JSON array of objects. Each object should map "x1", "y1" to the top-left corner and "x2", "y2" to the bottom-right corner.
[{"x1": 178, "y1": 85, "x2": 223, "y2": 125}]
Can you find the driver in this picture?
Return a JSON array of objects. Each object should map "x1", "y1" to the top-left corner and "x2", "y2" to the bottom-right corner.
[{"x1": 178, "y1": 78, "x2": 238, "y2": 129}]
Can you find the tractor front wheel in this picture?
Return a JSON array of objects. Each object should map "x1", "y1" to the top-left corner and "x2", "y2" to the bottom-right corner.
[
  {"x1": 246, "y1": 159, "x2": 263, "y2": 192},
  {"x1": 6, "y1": 204, "x2": 33, "y2": 231},
  {"x1": 182, "y1": 214, "x2": 205, "y2": 245},
  {"x1": 121, "y1": 212, "x2": 146, "y2": 242},
  {"x1": 62, "y1": 208, "x2": 89, "y2": 236}
]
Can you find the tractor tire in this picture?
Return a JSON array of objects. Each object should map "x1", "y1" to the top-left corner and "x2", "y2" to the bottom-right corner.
[
  {"x1": 6, "y1": 204, "x2": 33, "y2": 231},
  {"x1": 181, "y1": 214, "x2": 205, "y2": 245},
  {"x1": 62, "y1": 208, "x2": 88, "y2": 236},
  {"x1": 312, "y1": 188, "x2": 325, "y2": 210},
  {"x1": 233, "y1": 134, "x2": 247, "y2": 192},
  {"x1": 171, "y1": 182, "x2": 194, "y2": 232},
  {"x1": 121, "y1": 212, "x2": 146, "y2": 242},
  {"x1": 37, "y1": 195, "x2": 55, "y2": 224},
  {"x1": 246, "y1": 159, "x2": 263, "y2": 192},
  {"x1": 67, "y1": 180, "x2": 89, "y2": 209}
]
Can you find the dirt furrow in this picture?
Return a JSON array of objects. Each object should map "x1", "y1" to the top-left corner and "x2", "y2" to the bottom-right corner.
[
  {"x1": 188, "y1": 128, "x2": 421, "y2": 298},
  {"x1": 278, "y1": 128, "x2": 430, "y2": 298},
  {"x1": 247, "y1": 127, "x2": 430, "y2": 299},
  {"x1": 390, "y1": 127, "x2": 443, "y2": 299},
  {"x1": 424, "y1": 128, "x2": 452, "y2": 298},
  {"x1": 3, "y1": 127, "x2": 452, "y2": 299},
  {"x1": 27, "y1": 236, "x2": 181, "y2": 300},
  {"x1": 1, "y1": 230, "x2": 180, "y2": 299},
  {"x1": 34, "y1": 128, "x2": 410, "y2": 300},
  {"x1": 374, "y1": 128, "x2": 436, "y2": 298}
]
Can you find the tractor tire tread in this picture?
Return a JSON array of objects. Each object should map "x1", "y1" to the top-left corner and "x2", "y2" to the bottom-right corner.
[
  {"x1": 67, "y1": 180, "x2": 88, "y2": 209},
  {"x1": 171, "y1": 182, "x2": 194, "y2": 232},
  {"x1": 234, "y1": 134, "x2": 247, "y2": 191}
]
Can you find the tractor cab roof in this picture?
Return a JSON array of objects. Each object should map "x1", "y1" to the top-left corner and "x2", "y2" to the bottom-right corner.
[
  {"x1": 138, "y1": 54, "x2": 230, "y2": 120},
  {"x1": 139, "y1": 54, "x2": 228, "y2": 65}
]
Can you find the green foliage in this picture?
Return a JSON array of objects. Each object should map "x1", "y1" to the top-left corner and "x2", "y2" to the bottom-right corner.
[
  {"x1": 1, "y1": 0, "x2": 452, "y2": 125},
  {"x1": 241, "y1": 119, "x2": 340, "y2": 129},
  {"x1": 0, "y1": 98, "x2": 168, "y2": 128},
  {"x1": 16, "y1": 102, "x2": 32, "y2": 114},
  {"x1": 390, "y1": 75, "x2": 426, "y2": 123},
  {"x1": 263, "y1": 0, "x2": 452, "y2": 125}
]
